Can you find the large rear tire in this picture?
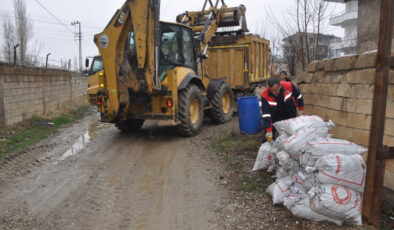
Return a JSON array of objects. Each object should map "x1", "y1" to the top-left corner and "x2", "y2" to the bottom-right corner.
[
  {"x1": 177, "y1": 84, "x2": 204, "y2": 137},
  {"x1": 115, "y1": 119, "x2": 145, "y2": 133},
  {"x1": 209, "y1": 82, "x2": 234, "y2": 124}
]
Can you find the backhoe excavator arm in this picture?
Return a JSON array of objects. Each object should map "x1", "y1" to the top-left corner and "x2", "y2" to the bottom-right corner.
[
  {"x1": 94, "y1": 0, "x2": 161, "y2": 120},
  {"x1": 176, "y1": 0, "x2": 248, "y2": 55}
]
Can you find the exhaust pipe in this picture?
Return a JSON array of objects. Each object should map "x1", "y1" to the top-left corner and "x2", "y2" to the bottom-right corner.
[{"x1": 154, "y1": 0, "x2": 161, "y2": 90}]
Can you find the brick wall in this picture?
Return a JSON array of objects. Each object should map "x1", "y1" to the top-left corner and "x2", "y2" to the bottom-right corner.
[
  {"x1": 0, "y1": 64, "x2": 87, "y2": 127},
  {"x1": 296, "y1": 51, "x2": 394, "y2": 192}
]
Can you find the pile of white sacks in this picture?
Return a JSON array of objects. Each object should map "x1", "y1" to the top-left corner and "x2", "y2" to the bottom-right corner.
[{"x1": 252, "y1": 115, "x2": 367, "y2": 226}]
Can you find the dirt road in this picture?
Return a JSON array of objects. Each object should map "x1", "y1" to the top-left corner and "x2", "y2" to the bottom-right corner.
[{"x1": 0, "y1": 110, "x2": 223, "y2": 230}]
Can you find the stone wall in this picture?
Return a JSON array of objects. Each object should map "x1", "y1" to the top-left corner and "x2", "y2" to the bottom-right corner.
[
  {"x1": 296, "y1": 51, "x2": 394, "y2": 192},
  {"x1": 0, "y1": 64, "x2": 88, "y2": 127}
]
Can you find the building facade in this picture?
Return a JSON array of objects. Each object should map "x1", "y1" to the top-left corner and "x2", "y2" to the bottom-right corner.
[
  {"x1": 282, "y1": 32, "x2": 340, "y2": 74},
  {"x1": 326, "y1": 0, "x2": 358, "y2": 56}
]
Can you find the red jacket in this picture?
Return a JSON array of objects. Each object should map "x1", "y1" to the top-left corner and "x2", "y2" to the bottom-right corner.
[{"x1": 261, "y1": 81, "x2": 304, "y2": 132}]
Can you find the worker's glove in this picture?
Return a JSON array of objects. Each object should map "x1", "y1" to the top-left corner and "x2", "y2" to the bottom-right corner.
[
  {"x1": 266, "y1": 132, "x2": 273, "y2": 142},
  {"x1": 298, "y1": 111, "x2": 304, "y2": 116}
]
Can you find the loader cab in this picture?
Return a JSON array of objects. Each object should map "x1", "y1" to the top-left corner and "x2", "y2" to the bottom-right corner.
[
  {"x1": 158, "y1": 22, "x2": 197, "y2": 80},
  {"x1": 88, "y1": 56, "x2": 103, "y2": 76},
  {"x1": 124, "y1": 22, "x2": 197, "y2": 81}
]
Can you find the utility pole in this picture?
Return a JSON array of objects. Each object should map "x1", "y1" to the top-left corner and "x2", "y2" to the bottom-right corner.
[
  {"x1": 14, "y1": 44, "x2": 19, "y2": 65},
  {"x1": 71, "y1": 21, "x2": 82, "y2": 72},
  {"x1": 362, "y1": 0, "x2": 393, "y2": 226}
]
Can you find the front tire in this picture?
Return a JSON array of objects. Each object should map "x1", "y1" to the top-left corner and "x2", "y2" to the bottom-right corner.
[
  {"x1": 115, "y1": 119, "x2": 145, "y2": 133},
  {"x1": 209, "y1": 82, "x2": 234, "y2": 124},
  {"x1": 177, "y1": 84, "x2": 204, "y2": 137}
]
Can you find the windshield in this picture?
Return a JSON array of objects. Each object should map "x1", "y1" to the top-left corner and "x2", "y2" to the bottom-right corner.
[
  {"x1": 159, "y1": 23, "x2": 196, "y2": 80},
  {"x1": 90, "y1": 57, "x2": 103, "y2": 75},
  {"x1": 160, "y1": 24, "x2": 182, "y2": 65}
]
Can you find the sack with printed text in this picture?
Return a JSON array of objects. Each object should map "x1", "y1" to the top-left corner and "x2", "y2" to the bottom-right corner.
[
  {"x1": 310, "y1": 154, "x2": 366, "y2": 193},
  {"x1": 266, "y1": 176, "x2": 293, "y2": 204},
  {"x1": 283, "y1": 127, "x2": 329, "y2": 156},
  {"x1": 284, "y1": 188, "x2": 344, "y2": 225},
  {"x1": 300, "y1": 138, "x2": 366, "y2": 167},
  {"x1": 274, "y1": 115, "x2": 333, "y2": 135},
  {"x1": 309, "y1": 184, "x2": 363, "y2": 225}
]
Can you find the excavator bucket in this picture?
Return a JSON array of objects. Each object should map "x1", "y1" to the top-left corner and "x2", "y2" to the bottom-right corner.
[{"x1": 176, "y1": 0, "x2": 248, "y2": 39}]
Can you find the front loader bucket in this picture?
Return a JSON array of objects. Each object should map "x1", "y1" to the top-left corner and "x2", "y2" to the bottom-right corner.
[{"x1": 176, "y1": 4, "x2": 248, "y2": 33}]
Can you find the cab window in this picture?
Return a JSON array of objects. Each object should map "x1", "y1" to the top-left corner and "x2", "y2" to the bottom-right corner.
[
  {"x1": 125, "y1": 31, "x2": 138, "y2": 67},
  {"x1": 182, "y1": 28, "x2": 196, "y2": 70},
  {"x1": 89, "y1": 57, "x2": 103, "y2": 75},
  {"x1": 160, "y1": 24, "x2": 182, "y2": 65}
]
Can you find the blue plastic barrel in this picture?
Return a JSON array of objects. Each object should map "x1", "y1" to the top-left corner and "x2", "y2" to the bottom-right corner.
[{"x1": 237, "y1": 96, "x2": 262, "y2": 134}]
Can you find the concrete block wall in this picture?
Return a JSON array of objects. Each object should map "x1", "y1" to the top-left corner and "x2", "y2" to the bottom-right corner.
[
  {"x1": 297, "y1": 51, "x2": 394, "y2": 191},
  {"x1": 0, "y1": 64, "x2": 87, "y2": 127}
]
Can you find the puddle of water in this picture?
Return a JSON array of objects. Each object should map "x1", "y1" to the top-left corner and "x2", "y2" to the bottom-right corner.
[
  {"x1": 88, "y1": 122, "x2": 101, "y2": 139},
  {"x1": 59, "y1": 132, "x2": 90, "y2": 160}
]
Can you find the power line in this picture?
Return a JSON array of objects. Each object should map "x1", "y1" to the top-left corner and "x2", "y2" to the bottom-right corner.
[
  {"x1": 32, "y1": 0, "x2": 74, "y2": 34},
  {"x1": 28, "y1": 1, "x2": 97, "y2": 49},
  {"x1": 0, "y1": 13, "x2": 102, "y2": 30}
]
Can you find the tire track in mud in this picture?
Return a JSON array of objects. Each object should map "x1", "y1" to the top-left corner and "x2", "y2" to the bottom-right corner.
[
  {"x1": 0, "y1": 143, "x2": 58, "y2": 178},
  {"x1": 0, "y1": 116, "x2": 222, "y2": 230},
  {"x1": 75, "y1": 144, "x2": 140, "y2": 230}
]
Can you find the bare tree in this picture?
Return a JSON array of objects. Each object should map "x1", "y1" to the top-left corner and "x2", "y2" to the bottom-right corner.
[
  {"x1": 266, "y1": 0, "x2": 330, "y2": 74},
  {"x1": 25, "y1": 41, "x2": 44, "y2": 67},
  {"x1": 312, "y1": 0, "x2": 329, "y2": 60},
  {"x1": 283, "y1": 36, "x2": 298, "y2": 76},
  {"x1": 14, "y1": 0, "x2": 33, "y2": 66},
  {"x1": 302, "y1": 0, "x2": 312, "y2": 64},
  {"x1": 269, "y1": 35, "x2": 282, "y2": 75},
  {"x1": 2, "y1": 16, "x2": 16, "y2": 63},
  {"x1": 295, "y1": 0, "x2": 306, "y2": 71}
]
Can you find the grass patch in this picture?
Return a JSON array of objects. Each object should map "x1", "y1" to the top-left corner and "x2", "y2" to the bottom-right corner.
[
  {"x1": 237, "y1": 175, "x2": 261, "y2": 192},
  {"x1": 221, "y1": 154, "x2": 235, "y2": 163},
  {"x1": 210, "y1": 133, "x2": 261, "y2": 154},
  {"x1": 0, "y1": 106, "x2": 90, "y2": 157}
]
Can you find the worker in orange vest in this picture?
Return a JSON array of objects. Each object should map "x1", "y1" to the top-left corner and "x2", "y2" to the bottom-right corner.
[{"x1": 261, "y1": 78, "x2": 304, "y2": 142}]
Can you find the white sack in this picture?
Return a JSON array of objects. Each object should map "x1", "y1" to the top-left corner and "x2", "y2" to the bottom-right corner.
[
  {"x1": 283, "y1": 127, "x2": 329, "y2": 156},
  {"x1": 273, "y1": 115, "x2": 332, "y2": 135},
  {"x1": 288, "y1": 160, "x2": 301, "y2": 177},
  {"x1": 252, "y1": 142, "x2": 274, "y2": 171},
  {"x1": 292, "y1": 171, "x2": 317, "y2": 191},
  {"x1": 301, "y1": 138, "x2": 366, "y2": 167},
  {"x1": 277, "y1": 151, "x2": 291, "y2": 169},
  {"x1": 284, "y1": 191, "x2": 344, "y2": 225},
  {"x1": 266, "y1": 176, "x2": 293, "y2": 204},
  {"x1": 313, "y1": 154, "x2": 366, "y2": 193},
  {"x1": 309, "y1": 184, "x2": 363, "y2": 225},
  {"x1": 292, "y1": 172, "x2": 306, "y2": 187},
  {"x1": 272, "y1": 133, "x2": 290, "y2": 152},
  {"x1": 267, "y1": 165, "x2": 276, "y2": 173},
  {"x1": 276, "y1": 166, "x2": 290, "y2": 179}
]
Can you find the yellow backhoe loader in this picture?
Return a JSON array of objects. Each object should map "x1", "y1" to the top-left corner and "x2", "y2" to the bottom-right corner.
[
  {"x1": 93, "y1": 0, "x2": 247, "y2": 136},
  {"x1": 86, "y1": 55, "x2": 104, "y2": 105}
]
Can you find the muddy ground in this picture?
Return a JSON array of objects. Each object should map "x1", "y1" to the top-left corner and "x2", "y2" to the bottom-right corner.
[{"x1": 0, "y1": 108, "x2": 392, "y2": 229}]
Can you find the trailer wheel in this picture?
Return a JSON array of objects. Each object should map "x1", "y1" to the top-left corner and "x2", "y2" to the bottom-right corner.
[
  {"x1": 177, "y1": 84, "x2": 204, "y2": 137},
  {"x1": 115, "y1": 119, "x2": 145, "y2": 133},
  {"x1": 209, "y1": 82, "x2": 234, "y2": 124}
]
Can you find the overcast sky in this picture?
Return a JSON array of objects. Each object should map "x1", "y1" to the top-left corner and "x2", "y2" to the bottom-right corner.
[{"x1": 0, "y1": 0, "x2": 344, "y2": 68}]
